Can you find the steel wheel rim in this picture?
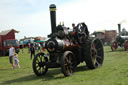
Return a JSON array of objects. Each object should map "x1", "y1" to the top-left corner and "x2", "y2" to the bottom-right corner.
[
  {"x1": 34, "y1": 53, "x2": 47, "y2": 75},
  {"x1": 64, "y1": 53, "x2": 73, "y2": 75},
  {"x1": 91, "y1": 39, "x2": 103, "y2": 67}
]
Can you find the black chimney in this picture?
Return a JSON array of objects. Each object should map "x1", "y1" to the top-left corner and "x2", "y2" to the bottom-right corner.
[
  {"x1": 118, "y1": 24, "x2": 121, "y2": 36},
  {"x1": 49, "y1": 4, "x2": 56, "y2": 34}
]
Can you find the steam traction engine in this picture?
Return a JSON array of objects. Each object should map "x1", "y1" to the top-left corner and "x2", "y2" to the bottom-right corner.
[
  {"x1": 32, "y1": 4, "x2": 104, "y2": 76},
  {"x1": 111, "y1": 24, "x2": 128, "y2": 51}
]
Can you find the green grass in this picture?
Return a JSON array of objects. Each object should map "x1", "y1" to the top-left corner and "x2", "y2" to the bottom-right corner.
[{"x1": 0, "y1": 46, "x2": 128, "y2": 85}]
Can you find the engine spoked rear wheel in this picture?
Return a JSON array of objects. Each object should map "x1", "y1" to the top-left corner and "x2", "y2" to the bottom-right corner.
[
  {"x1": 85, "y1": 38, "x2": 104, "y2": 69},
  {"x1": 60, "y1": 51, "x2": 74, "y2": 76},
  {"x1": 32, "y1": 52, "x2": 48, "y2": 76}
]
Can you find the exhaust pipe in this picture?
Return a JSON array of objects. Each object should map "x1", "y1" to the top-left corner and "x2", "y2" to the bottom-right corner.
[
  {"x1": 118, "y1": 24, "x2": 121, "y2": 36},
  {"x1": 49, "y1": 4, "x2": 56, "y2": 34}
]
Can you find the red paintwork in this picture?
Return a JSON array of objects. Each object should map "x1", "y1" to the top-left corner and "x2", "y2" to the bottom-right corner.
[
  {"x1": 0, "y1": 29, "x2": 18, "y2": 55},
  {"x1": 125, "y1": 41, "x2": 128, "y2": 48}
]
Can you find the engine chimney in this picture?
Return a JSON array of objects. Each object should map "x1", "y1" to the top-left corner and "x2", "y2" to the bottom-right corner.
[
  {"x1": 49, "y1": 4, "x2": 56, "y2": 34},
  {"x1": 118, "y1": 24, "x2": 121, "y2": 36}
]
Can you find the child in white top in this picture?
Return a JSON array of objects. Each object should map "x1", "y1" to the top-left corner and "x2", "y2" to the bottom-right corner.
[{"x1": 14, "y1": 53, "x2": 20, "y2": 68}]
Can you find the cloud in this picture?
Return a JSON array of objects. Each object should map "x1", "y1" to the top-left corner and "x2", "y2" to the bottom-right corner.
[
  {"x1": 0, "y1": 0, "x2": 76, "y2": 39},
  {"x1": 56, "y1": 0, "x2": 128, "y2": 33},
  {"x1": 0, "y1": 0, "x2": 128, "y2": 40}
]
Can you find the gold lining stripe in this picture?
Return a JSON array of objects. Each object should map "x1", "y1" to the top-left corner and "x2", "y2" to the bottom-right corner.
[{"x1": 50, "y1": 8, "x2": 56, "y2": 11}]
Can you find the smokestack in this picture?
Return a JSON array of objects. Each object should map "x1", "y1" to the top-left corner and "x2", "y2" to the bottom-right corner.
[
  {"x1": 49, "y1": 4, "x2": 56, "y2": 34},
  {"x1": 118, "y1": 24, "x2": 121, "y2": 36}
]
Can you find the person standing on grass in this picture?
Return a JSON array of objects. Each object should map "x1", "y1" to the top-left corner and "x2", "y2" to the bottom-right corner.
[
  {"x1": 37, "y1": 43, "x2": 41, "y2": 53},
  {"x1": 28, "y1": 43, "x2": 31, "y2": 53},
  {"x1": 9, "y1": 44, "x2": 15, "y2": 69},
  {"x1": 42, "y1": 42, "x2": 46, "y2": 51},
  {"x1": 19, "y1": 41, "x2": 24, "y2": 53},
  {"x1": 30, "y1": 43, "x2": 35, "y2": 59},
  {"x1": 14, "y1": 53, "x2": 20, "y2": 68}
]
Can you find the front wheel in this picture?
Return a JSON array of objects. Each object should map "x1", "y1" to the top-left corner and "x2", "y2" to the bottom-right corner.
[
  {"x1": 84, "y1": 38, "x2": 104, "y2": 69},
  {"x1": 60, "y1": 51, "x2": 74, "y2": 76},
  {"x1": 32, "y1": 52, "x2": 48, "y2": 76}
]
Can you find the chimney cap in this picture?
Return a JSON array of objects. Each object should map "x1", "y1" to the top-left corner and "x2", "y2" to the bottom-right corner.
[{"x1": 49, "y1": 4, "x2": 56, "y2": 8}]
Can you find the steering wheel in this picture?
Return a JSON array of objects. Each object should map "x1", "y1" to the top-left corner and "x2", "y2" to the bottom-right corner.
[
  {"x1": 76, "y1": 23, "x2": 85, "y2": 34},
  {"x1": 76, "y1": 23, "x2": 88, "y2": 44}
]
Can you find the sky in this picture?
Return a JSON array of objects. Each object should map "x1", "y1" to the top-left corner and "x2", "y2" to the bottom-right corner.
[{"x1": 0, "y1": 0, "x2": 128, "y2": 40}]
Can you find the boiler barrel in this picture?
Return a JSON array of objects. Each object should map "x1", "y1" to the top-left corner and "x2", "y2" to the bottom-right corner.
[
  {"x1": 121, "y1": 36, "x2": 128, "y2": 40},
  {"x1": 45, "y1": 38, "x2": 79, "y2": 52}
]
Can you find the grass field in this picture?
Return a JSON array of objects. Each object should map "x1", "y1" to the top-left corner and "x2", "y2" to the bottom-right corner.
[{"x1": 0, "y1": 46, "x2": 128, "y2": 85}]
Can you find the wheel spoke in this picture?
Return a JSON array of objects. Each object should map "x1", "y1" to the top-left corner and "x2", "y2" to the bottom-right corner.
[
  {"x1": 39, "y1": 68, "x2": 42, "y2": 74},
  {"x1": 66, "y1": 68, "x2": 70, "y2": 74},
  {"x1": 69, "y1": 66, "x2": 73, "y2": 73},
  {"x1": 36, "y1": 66, "x2": 39, "y2": 70},
  {"x1": 66, "y1": 66, "x2": 72, "y2": 74},
  {"x1": 65, "y1": 60, "x2": 69, "y2": 68},
  {"x1": 39, "y1": 55, "x2": 42, "y2": 62},
  {"x1": 96, "y1": 55, "x2": 102, "y2": 60},
  {"x1": 64, "y1": 63, "x2": 68, "y2": 66},
  {"x1": 36, "y1": 63, "x2": 39, "y2": 67},
  {"x1": 41, "y1": 67, "x2": 45, "y2": 74},
  {"x1": 92, "y1": 43, "x2": 96, "y2": 48},
  {"x1": 40, "y1": 67, "x2": 42, "y2": 74},
  {"x1": 95, "y1": 60, "x2": 100, "y2": 67},
  {"x1": 38, "y1": 55, "x2": 41, "y2": 62},
  {"x1": 68, "y1": 55, "x2": 72, "y2": 64},
  {"x1": 36, "y1": 58, "x2": 40, "y2": 63},
  {"x1": 93, "y1": 58, "x2": 96, "y2": 64},
  {"x1": 65, "y1": 57, "x2": 69, "y2": 63},
  {"x1": 66, "y1": 56, "x2": 72, "y2": 72},
  {"x1": 37, "y1": 67, "x2": 41, "y2": 72},
  {"x1": 68, "y1": 68, "x2": 72, "y2": 74},
  {"x1": 37, "y1": 57, "x2": 41, "y2": 62}
]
